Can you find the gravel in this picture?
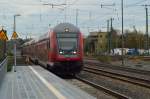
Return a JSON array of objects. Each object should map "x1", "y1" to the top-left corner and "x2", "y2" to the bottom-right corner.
[
  {"x1": 66, "y1": 79, "x2": 116, "y2": 99},
  {"x1": 79, "y1": 71, "x2": 150, "y2": 99}
]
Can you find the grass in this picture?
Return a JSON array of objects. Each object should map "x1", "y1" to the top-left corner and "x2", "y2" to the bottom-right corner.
[{"x1": 97, "y1": 55, "x2": 112, "y2": 63}]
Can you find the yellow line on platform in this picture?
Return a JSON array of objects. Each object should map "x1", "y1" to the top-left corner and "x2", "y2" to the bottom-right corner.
[{"x1": 29, "y1": 66, "x2": 67, "y2": 99}]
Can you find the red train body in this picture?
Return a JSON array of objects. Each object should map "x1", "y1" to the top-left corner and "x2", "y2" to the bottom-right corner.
[{"x1": 22, "y1": 23, "x2": 83, "y2": 75}]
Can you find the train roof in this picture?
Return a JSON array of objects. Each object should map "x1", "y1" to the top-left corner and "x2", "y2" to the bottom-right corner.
[
  {"x1": 38, "y1": 32, "x2": 49, "y2": 41},
  {"x1": 53, "y1": 23, "x2": 80, "y2": 33},
  {"x1": 21, "y1": 38, "x2": 37, "y2": 47},
  {"x1": 22, "y1": 39, "x2": 34, "y2": 46},
  {"x1": 22, "y1": 23, "x2": 80, "y2": 47}
]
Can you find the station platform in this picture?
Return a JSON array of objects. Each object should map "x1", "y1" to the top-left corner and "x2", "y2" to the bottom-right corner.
[{"x1": 0, "y1": 65, "x2": 95, "y2": 99}]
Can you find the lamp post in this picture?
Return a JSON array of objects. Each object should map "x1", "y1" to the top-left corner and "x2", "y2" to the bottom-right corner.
[{"x1": 13, "y1": 14, "x2": 20, "y2": 72}]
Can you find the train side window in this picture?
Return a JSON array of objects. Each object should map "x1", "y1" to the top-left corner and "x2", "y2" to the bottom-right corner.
[{"x1": 47, "y1": 40, "x2": 50, "y2": 49}]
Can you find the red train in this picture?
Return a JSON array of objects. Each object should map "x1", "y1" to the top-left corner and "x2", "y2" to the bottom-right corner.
[{"x1": 22, "y1": 23, "x2": 83, "y2": 75}]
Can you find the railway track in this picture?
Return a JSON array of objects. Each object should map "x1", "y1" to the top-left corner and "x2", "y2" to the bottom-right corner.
[
  {"x1": 75, "y1": 75, "x2": 131, "y2": 99},
  {"x1": 83, "y1": 66, "x2": 150, "y2": 89},
  {"x1": 84, "y1": 60, "x2": 150, "y2": 76}
]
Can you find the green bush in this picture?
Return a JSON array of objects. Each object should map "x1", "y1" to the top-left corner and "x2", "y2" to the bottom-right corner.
[
  {"x1": 7, "y1": 51, "x2": 13, "y2": 56},
  {"x1": 0, "y1": 51, "x2": 3, "y2": 62},
  {"x1": 97, "y1": 55, "x2": 112, "y2": 63},
  {"x1": 7, "y1": 56, "x2": 14, "y2": 72}
]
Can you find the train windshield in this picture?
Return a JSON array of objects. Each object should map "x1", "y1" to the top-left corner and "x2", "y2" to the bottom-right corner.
[{"x1": 56, "y1": 33, "x2": 78, "y2": 53}]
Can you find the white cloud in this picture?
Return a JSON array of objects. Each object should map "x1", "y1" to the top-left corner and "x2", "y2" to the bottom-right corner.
[{"x1": 0, "y1": 0, "x2": 150, "y2": 38}]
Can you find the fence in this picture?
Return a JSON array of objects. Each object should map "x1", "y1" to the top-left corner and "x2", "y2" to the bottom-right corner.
[{"x1": 0, "y1": 58, "x2": 7, "y2": 86}]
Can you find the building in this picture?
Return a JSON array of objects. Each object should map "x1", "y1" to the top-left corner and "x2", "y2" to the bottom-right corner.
[
  {"x1": 86, "y1": 31, "x2": 108, "y2": 55},
  {"x1": 97, "y1": 32, "x2": 108, "y2": 54}
]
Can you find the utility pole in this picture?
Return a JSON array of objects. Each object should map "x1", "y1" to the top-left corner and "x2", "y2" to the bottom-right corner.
[
  {"x1": 107, "y1": 18, "x2": 114, "y2": 54},
  {"x1": 107, "y1": 20, "x2": 110, "y2": 54},
  {"x1": 89, "y1": 11, "x2": 92, "y2": 21},
  {"x1": 121, "y1": 0, "x2": 124, "y2": 65},
  {"x1": 101, "y1": 3, "x2": 115, "y2": 55},
  {"x1": 89, "y1": 11, "x2": 92, "y2": 27},
  {"x1": 133, "y1": 25, "x2": 138, "y2": 49},
  {"x1": 145, "y1": 5, "x2": 149, "y2": 55},
  {"x1": 64, "y1": 0, "x2": 67, "y2": 22},
  {"x1": 141, "y1": 5, "x2": 150, "y2": 55},
  {"x1": 76, "y1": 9, "x2": 78, "y2": 27},
  {"x1": 110, "y1": 18, "x2": 114, "y2": 54}
]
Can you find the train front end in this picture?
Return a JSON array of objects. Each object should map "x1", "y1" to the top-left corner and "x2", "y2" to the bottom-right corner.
[{"x1": 52, "y1": 23, "x2": 83, "y2": 75}]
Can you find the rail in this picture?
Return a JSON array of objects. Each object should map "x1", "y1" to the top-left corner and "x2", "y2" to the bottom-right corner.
[
  {"x1": 75, "y1": 75, "x2": 131, "y2": 99},
  {"x1": 0, "y1": 57, "x2": 7, "y2": 86},
  {"x1": 84, "y1": 60, "x2": 150, "y2": 76},
  {"x1": 84, "y1": 66, "x2": 150, "y2": 88}
]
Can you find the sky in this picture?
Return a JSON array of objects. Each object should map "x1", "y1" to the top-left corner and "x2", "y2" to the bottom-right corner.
[{"x1": 0, "y1": 0, "x2": 150, "y2": 39}]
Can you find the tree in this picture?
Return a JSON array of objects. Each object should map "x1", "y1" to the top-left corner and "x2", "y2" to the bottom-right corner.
[{"x1": 124, "y1": 29, "x2": 145, "y2": 49}]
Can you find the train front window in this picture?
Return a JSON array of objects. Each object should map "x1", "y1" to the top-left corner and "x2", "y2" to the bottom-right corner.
[{"x1": 56, "y1": 33, "x2": 78, "y2": 54}]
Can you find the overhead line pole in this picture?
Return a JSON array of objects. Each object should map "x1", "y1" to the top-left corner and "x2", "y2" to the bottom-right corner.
[
  {"x1": 64, "y1": 0, "x2": 67, "y2": 22},
  {"x1": 100, "y1": 3, "x2": 115, "y2": 55},
  {"x1": 107, "y1": 18, "x2": 114, "y2": 54},
  {"x1": 76, "y1": 9, "x2": 78, "y2": 27},
  {"x1": 110, "y1": 18, "x2": 114, "y2": 54},
  {"x1": 145, "y1": 5, "x2": 149, "y2": 55},
  {"x1": 107, "y1": 20, "x2": 110, "y2": 54},
  {"x1": 141, "y1": 4, "x2": 150, "y2": 55},
  {"x1": 121, "y1": 0, "x2": 124, "y2": 66}
]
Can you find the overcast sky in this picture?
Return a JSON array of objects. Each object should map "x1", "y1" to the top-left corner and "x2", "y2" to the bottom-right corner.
[{"x1": 0, "y1": 0, "x2": 150, "y2": 38}]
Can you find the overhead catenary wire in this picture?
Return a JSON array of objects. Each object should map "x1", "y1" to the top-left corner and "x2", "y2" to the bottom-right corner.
[
  {"x1": 2, "y1": 1, "x2": 150, "y2": 39},
  {"x1": 79, "y1": 4, "x2": 117, "y2": 26},
  {"x1": 125, "y1": 0, "x2": 148, "y2": 8},
  {"x1": 44, "y1": 0, "x2": 80, "y2": 23}
]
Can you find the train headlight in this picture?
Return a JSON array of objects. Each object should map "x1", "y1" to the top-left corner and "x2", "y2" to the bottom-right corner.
[
  {"x1": 59, "y1": 51, "x2": 63, "y2": 54},
  {"x1": 73, "y1": 51, "x2": 77, "y2": 54},
  {"x1": 65, "y1": 28, "x2": 69, "y2": 32}
]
